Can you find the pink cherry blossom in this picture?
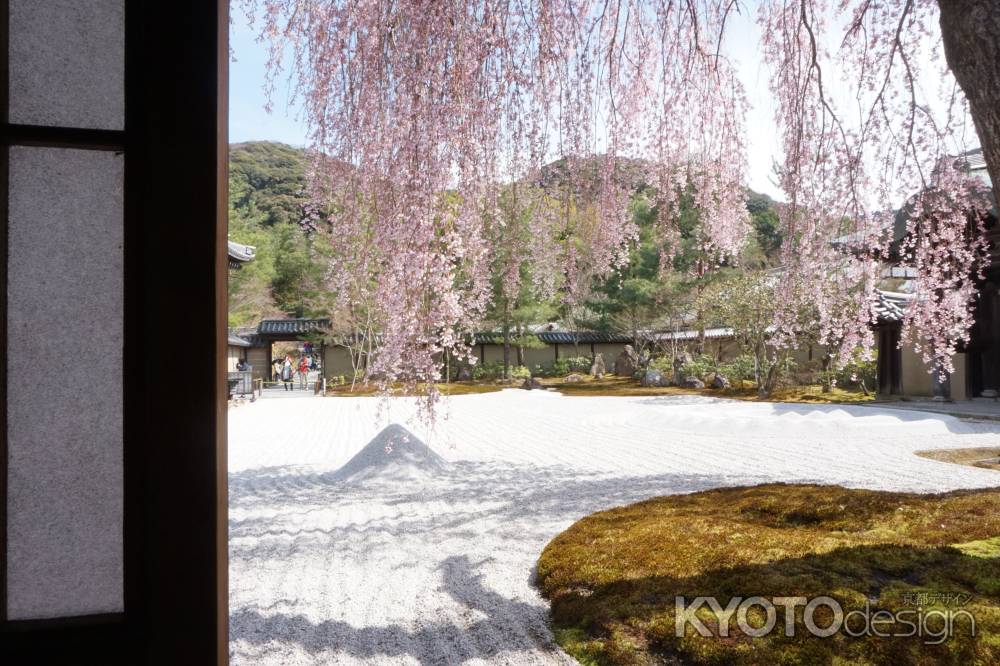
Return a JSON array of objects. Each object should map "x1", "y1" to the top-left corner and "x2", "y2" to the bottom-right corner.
[{"x1": 241, "y1": 0, "x2": 990, "y2": 398}]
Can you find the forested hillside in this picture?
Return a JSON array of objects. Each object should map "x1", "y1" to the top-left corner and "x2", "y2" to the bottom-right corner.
[
  {"x1": 228, "y1": 142, "x2": 327, "y2": 326},
  {"x1": 227, "y1": 141, "x2": 785, "y2": 332}
]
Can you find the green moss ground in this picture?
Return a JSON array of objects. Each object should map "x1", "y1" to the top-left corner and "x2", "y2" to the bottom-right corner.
[
  {"x1": 325, "y1": 374, "x2": 871, "y2": 403},
  {"x1": 537, "y1": 484, "x2": 1000, "y2": 665},
  {"x1": 325, "y1": 381, "x2": 507, "y2": 397}
]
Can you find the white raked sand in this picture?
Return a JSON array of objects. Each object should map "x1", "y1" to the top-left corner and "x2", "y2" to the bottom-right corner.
[{"x1": 229, "y1": 390, "x2": 1000, "y2": 665}]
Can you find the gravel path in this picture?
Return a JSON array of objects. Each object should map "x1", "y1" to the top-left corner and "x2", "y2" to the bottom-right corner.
[{"x1": 229, "y1": 391, "x2": 1000, "y2": 665}]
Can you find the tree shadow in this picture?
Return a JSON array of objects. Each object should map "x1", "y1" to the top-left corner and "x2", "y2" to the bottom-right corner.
[
  {"x1": 228, "y1": 462, "x2": 742, "y2": 663},
  {"x1": 230, "y1": 554, "x2": 575, "y2": 664},
  {"x1": 632, "y1": 395, "x2": 1000, "y2": 435},
  {"x1": 228, "y1": 461, "x2": 747, "y2": 562},
  {"x1": 546, "y1": 542, "x2": 998, "y2": 665}
]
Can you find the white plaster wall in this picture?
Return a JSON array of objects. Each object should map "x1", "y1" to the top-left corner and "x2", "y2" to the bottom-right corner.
[
  {"x1": 481, "y1": 345, "x2": 507, "y2": 365},
  {"x1": 901, "y1": 345, "x2": 935, "y2": 397},
  {"x1": 522, "y1": 346, "x2": 556, "y2": 368},
  {"x1": 952, "y1": 353, "x2": 968, "y2": 401},
  {"x1": 227, "y1": 346, "x2": 248, "y2": 372},
  {"x1": 593, "y1": 343, "x2": 628, "y2": 364},
  {"x1": 552, "y1": 343, "x2": 588, "y2": 361},
  {"x1": 899, "y1": 350, "x2": 967, "y2": 400},
  {"x1": 481, "y1": 344, "x2": 548, "y2": 367},
  {"x1": 324, "y1": 348, "x2": 358, "y2": 378},
  {"x1": 6, "y1": 147, "x2": 124, "y2": 619},
  {"x1": 9, "y1": 0, "x2": 124, "y2": 130},
  {"x1": 246, "y1": 347, "x2": 269, "y2": 382}
]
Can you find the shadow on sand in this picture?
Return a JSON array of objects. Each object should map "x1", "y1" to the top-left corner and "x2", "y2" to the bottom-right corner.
[{"x1": 228, "y1": 459, "x2": 741, "y2": 663}]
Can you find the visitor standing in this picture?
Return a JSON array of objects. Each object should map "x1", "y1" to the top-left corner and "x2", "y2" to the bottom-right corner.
[
  {"x1": 281, "y1": 356, "x2": 294, "y2": 391},
  {"x1": 298, "y1": 355, "x2": 309, "y2": 389}
]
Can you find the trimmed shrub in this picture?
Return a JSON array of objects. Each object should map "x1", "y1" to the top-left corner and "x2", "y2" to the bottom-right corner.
[
  {"x1": 649, "y1": 354, "x2": 718, "y2": 380},
  {"x1": 511, "y1": 365, "x2": 532, "y2": 379},
  {"x1": 647, "y1": 356, "x2": 674, "y2": 374},
  {"x1": 472, "y1": 361, "x2": 504, "y2": 380},
  {"x1": 822, "y1": 352, "x2": 877, "y2": 392},
  {"x1": 550, "y1": 356, "x2": 592, "y2": 377},
  {"x1": 684, "y1": 354, "x2": 718, "y2": 380},
  {"x1": 718, "y1": 354, "x2": 755, "y2": 383}
]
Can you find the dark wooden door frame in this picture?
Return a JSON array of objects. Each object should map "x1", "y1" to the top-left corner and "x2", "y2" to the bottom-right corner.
[
  {"x1": 0, "y1": 1, "x2": 230, "y2": 664},
  {"x1": 876, "y1": 324, "x2": 903, "y2": 396}
]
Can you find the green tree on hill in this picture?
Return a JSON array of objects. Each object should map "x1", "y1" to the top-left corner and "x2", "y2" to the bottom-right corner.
[
  {"x1": 586, "y1": 185, "x2": 783, "y2": 355},
  {"x1": 227, "y1": 141, "x2": 328, "y2": 325},
  {"x1": 230, "y1": 141, "x2": 309, "y2": 226}
]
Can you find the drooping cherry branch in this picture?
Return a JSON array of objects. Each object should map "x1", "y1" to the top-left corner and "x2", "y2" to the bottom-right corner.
[{"x1": 241, "y1": 0, "x2": 990, "y2": 396}]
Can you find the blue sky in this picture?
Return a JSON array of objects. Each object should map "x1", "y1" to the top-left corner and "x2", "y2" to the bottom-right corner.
[
  {"x1": 229, "y1": 16, "x2": 309, "y2": 148},
  {"x1": 228, "y1": 9, "x2": 786, "y2": 198},
  {"x1": 233, "y1": 8, "x2": 932, "y2": 202}
]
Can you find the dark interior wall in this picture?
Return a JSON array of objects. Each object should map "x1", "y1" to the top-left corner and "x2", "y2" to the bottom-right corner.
[
  {"x1": 876, "y1": 324, "x2": 903, "y2": 396},
  {"x1": 129, "y1": 1, "x2": 230, "y2": 662},
  {"x1": 968, "y1": 272, "x2": 1000, "y2": 397}
]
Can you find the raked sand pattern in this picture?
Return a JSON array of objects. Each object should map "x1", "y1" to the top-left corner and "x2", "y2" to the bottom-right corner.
[{"x1": 229, "y1": 391, "x2": 1000, "y2": 665}]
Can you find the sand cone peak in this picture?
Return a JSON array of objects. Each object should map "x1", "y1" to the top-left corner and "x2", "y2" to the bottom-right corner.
[{"x1": 331, "y1": 423, "x2": 446, "y2": 483}]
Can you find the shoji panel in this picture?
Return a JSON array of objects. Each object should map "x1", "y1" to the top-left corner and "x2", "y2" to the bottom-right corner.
[
  {"x1": 8, "y1": 0, "x2": 125, "y2": 130},
  {"x1": 5, "y1": 146, "x2": 124, "y2": 619}
]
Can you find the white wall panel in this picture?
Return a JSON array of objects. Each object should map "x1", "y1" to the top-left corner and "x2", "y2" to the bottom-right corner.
[
  {"x1": 6, "y1": 146, "x2": 124, "y2": 619},
  {"x1": 9, "y1": 0, "x2": 125, "y2": 130}
]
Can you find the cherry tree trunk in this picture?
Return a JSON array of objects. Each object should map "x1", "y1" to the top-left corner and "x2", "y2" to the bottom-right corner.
[
  {"x1": 502, "y1": 306, "x2": 511, "y2": 380},
  {"x1": 939, "y1": 0, "x2": 1000, "y2": 196},
  {"x1": 516, "y1": 324, "x2": 524, "y2": 367}
]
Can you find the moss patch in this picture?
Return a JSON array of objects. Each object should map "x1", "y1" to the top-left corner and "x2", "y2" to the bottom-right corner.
[
  {"x1": 537, "y1": 484, "x2": 1000, "y2": 665},
  {"x1": 543, "y1": 375, "x2": 872, "y2": 404},
  {"x1": 325, "y1": 375, "x2": 872, "y2": 403},
  {"x1": 952, "y1": 536, "x2": 1000, "y2": 559},
  {"x1": 916, "y1": 447, "x2": 1000, "y2": 472},
  {"x1": 325, "y1": 381, "x2": 507, "y2": 397}
]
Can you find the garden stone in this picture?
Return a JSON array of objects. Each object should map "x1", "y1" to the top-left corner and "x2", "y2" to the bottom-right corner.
[
  {"x1": 565, "y1": 374, "x2": 585, "y2": 383},
  {"x1": 932, "y1": 371, "x2": 952, "y2": 402},
  {"x1": 456, "y1": 365, "x2": 473, "y2": 381},
  {"x1": 641, "y1": 368, "x2": 669, "y2": 387},
  {"x1": 682, "y1": 376, "x2": 705, "y2": 389},
  {"x1": 590, "y1": 353, "x2": 606, "y2": 378},
  {"x1": 521, "y1": 376, "x2": 543, "y2": 390},
  {"x1": 673, "y1": 354, "x2": 689, "y2": 384},
  {"x1": 614, "y1": 350, "x2": 637, "y2": 377},
  {"x1": 711, "y1": 373, "x2": 730, "y2": 389}
]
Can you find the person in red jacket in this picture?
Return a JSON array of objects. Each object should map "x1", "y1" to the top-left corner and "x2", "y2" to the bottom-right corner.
[{"x1": 298, "y1": 354, "x2": 309, "y2": 390}]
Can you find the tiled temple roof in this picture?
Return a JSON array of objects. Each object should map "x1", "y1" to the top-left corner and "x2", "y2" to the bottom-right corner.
[
  {"x1": 473, "y1": 331, "x2": 633, "y2": 345},
  {"x1": 258, "y1": 318, "x2": 332, "y2": 336}
]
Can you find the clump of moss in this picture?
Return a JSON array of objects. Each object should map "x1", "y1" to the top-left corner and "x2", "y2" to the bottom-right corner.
[
  {"x1": 537, "y1": 484, "x2": 1000, "y2": 665},
  {"x1": 325, "y1": 381, "x2": 504, "y2": 397},
  {"x1": 917, "y1": 447, "x2": 1000, "y2": 471}
]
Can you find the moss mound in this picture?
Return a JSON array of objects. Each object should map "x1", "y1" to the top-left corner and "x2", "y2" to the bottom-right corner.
[
  {"x1": 537, "y1": 484, "x2": 1000, "y2": 665},
  {"x1": 325, "y1": 381, "x2": 504, "y2": 396}
]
